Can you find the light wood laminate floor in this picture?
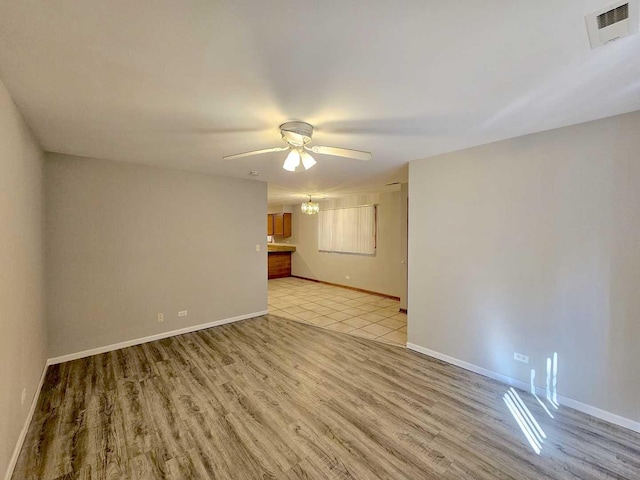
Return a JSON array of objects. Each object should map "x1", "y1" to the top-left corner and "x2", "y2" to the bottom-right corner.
[{"x1": 13, "y1": 315, "x2": 640, "y2": 479}]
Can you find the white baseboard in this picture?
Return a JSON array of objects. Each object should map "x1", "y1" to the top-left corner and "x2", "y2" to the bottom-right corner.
[
  {"x1": 47, "y1": 310, "x2": 268, "y2": 365},
  {"x1": 4, "y1": 362, "x2": 49, "y2": 480},
  {"x1": 406, "y1": 342, "x2": 640, "y2": 434},
  {"x1": 557, "y1": 395, "x2": 640, "y2": 433}
]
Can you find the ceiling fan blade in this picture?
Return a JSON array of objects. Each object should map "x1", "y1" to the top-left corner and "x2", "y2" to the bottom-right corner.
[
  {"x1": 308, "y1": 145, "x2": 371, "y2": 161},
  {"x1": 223, "y1": 146, "x2": 288, "y2": 160}
]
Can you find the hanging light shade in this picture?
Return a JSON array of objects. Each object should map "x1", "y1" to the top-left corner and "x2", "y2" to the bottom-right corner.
[
  {"x1": 282, "y1": 149, "x2": 315, "y2": 172},
  {"x1": 301, "y1": 195, "x2": 319, "y2": 215},
  {"x1": 282, "y1": 149, "x2": 300, "y2": 172},
  {"x1": 300, "y1": 151, "x2": 316, "y2": 170}
]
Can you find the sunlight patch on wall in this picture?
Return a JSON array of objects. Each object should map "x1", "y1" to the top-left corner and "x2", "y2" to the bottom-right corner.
[{"x1": 546, "y1": 353, "x2": 559, "y2": 409}]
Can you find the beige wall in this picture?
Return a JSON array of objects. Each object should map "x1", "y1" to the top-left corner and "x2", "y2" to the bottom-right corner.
[
  {"x1": 0, "y1": 79, "x2": 47, "y2": 476},
  {"x1": 290, "y1": 192, "x2": 405, "y2": 297},
  {"x1": 45, "y1": 154, "x2": 267, "y2": 358},
  {"x1": 408, "y1": 110, "x2": 640, "y2": 422},
  {"x1": 267, "y1": 204, "x2": 293, "y2": 214}
]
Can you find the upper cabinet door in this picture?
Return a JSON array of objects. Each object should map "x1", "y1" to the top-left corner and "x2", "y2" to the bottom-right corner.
[
  {"x1": 273, "y1": 213, "x2": 284, "y2": 236},
  {"x1": 272, "y1": 213, "x2": 292, "y2": 237},
  {"x1": 267, "y1": 214, "x2": 274, "y2": 235},
  {"x1": 282, "y1": 213, "x2": 292, "y2": 237}
]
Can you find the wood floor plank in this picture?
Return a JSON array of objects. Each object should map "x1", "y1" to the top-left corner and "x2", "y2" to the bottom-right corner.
[{"x1": 12, "y1": 315, "x2": 640, "y2": 479}]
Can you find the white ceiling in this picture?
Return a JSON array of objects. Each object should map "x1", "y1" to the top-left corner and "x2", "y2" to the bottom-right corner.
[{"x1": 1, "y1": 0, "x2": 639, "y2": 204}]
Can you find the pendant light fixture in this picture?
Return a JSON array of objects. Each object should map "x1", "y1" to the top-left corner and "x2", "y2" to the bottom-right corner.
[{"x1": 301, "y1": 195, "x2": 319, "y2": 215}]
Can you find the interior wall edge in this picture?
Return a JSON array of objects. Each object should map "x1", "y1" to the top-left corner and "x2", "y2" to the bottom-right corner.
[
  {"x1": 0, "y1": 76, "x2": 48, "y2": 479},
  {"x1": 406, "y1": 342, "x2": 640, "y2": 434},
  {"x1": 47, "y1": 310, "x2": 269, "y2": 365},
  {"x1": 3, "y1": 362, "x2": 49, "y2": 480}
]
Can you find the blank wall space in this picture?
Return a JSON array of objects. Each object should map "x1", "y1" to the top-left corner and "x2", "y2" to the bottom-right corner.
[
  {"x1": 0, "y1": 79, "x2": 47, "y2": 478},
  {"x1": 45, "y1": 154, "x2": 267, "y2": 358},
  {"x1": 408, "y1": 110, "x2": 640, "y2": 422}
]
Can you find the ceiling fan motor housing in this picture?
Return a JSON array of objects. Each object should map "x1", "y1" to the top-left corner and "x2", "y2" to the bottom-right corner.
[{"x1": 280, "y1": 121, "x2": 313, "y2": 146}]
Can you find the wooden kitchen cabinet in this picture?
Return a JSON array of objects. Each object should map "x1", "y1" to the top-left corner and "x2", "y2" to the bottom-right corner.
[
  {"x1": 267, "y1": 244, "x2": 295, "y2": 279},
  {"x1": 267, "y1": 214, "x2": 274, "y2": 235},
  {"x1": 267, "y1": 212, "x2": 291, "y2": 237},
  {"x1": 268, "y1": 252, "x2": 291, "y2": 279}
]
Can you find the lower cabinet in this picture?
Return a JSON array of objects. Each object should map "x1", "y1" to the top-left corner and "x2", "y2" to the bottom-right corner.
[{"x1": 268, "y1": 252, "x2": 291, "y2": 279}]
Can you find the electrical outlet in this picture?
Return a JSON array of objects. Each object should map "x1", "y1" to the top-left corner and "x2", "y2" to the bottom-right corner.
[
  {"x1": 178, "y1": 310, "x2": 188, "y2": 317},
  {"x1": 157, "y1": 313, "x2": 164, "y2": 323},
  {"x1": 345, "y1": 275, "x2": 350, "y2": 280},
  {"x1": 21, "y1": 388, "x2": 26, "y2": 405},
  {"x1": 514, "y1": 352, "x2": 529, "y2": 364},
  {"x1": 255, "y1": 244, "x2": 261, "y2": 252}
]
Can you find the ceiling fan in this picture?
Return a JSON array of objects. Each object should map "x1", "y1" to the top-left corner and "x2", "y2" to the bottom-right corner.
[{"x1": 223, "y1": 121, "x2": 372, "y2": 172}]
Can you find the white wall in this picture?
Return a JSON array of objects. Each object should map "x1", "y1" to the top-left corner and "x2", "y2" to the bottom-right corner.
[
  {"x1": 0, "y1": 79, "x2": 47, "y2": 477},
  {"x1": 408, "y1": 110, "x2": 640, "y2": 423},
  {"x1": 45, "y1": 154, "x2": 267, "y2": 358},
  {"x1": 291, "y1": 192, "x2": 404, "y2": 297}
]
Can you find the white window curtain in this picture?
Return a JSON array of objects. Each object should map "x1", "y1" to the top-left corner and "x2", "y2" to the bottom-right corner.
[{"x1": 318, "y1": 205, "x2": 376, "y2": 255}]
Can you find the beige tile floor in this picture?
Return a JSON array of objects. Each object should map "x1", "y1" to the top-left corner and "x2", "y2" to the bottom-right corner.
[{"x1": 268, "y1": 277, "x2": 407, "y2": 347}]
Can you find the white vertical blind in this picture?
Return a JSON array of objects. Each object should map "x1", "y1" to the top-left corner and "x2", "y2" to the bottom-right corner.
[{"x1": 318, "y1": 205, "x2": 376, "y2": 255}]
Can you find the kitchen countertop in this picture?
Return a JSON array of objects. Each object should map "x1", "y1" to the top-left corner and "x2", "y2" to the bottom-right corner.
[{"x1": 268, "y1": 243, "x2": 297, "y2": 253}]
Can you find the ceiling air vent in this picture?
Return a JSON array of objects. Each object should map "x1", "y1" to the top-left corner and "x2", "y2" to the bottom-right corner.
[
  {"x1": 597, "y1": 3, "x2": 629, "y2": 28},
  {"x1": 586, "y1": 0, "x2": 639, "y2": 48}
]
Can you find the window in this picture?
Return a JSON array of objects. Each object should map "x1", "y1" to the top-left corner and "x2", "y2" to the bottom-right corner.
[{"x1": 318, "y1": 205, "x2": 377, "y2": 255}]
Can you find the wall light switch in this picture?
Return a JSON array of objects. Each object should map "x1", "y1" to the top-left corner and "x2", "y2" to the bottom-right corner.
[{"x1": 256, "y1": 244, "x2": 261, "y2": 252}]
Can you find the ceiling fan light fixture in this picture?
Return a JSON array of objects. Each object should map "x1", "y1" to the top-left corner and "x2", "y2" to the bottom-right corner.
[
  {"x1": 223, "y1": 121, "x2": 372, "y2": 169},
  {"x1": 301, "y1": 195, "x2": 319, "y2": 215},
  {"x1": 300, "y1": 151, "x2": 316, "y2": 170},
  {"x1": 282, "y1": 149, "x2": 300, "y2": 172}
]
